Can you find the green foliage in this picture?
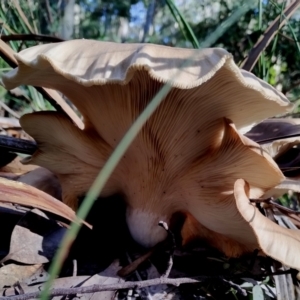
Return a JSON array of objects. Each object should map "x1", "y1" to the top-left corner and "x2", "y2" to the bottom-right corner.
[{"x1": 165, "y1": 0, "x2": 199, "y2": 48}]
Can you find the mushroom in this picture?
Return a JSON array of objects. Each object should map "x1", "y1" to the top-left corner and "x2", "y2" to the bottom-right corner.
[{"x1": 2, "y1": 40, "x2": 300, "y2": 268}]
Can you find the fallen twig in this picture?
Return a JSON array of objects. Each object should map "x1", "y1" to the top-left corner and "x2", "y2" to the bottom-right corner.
[
  {"x1": 0, "y1": 277, "x2": 200, "y2": 300},
  {"x1": 250, "y1": 197, "x2": 300, "y2": 215},
  {"x1": 0, "y1": 34, "x2": 63, "y2": 43},
  {"x1": 0, "y1": 269, "x2": 294, "y2": 300}
]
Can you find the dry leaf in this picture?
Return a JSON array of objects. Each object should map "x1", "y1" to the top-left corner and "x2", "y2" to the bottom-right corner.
[
  {"x1": 0, "y1": 176, "x2": 91, "y2": 228},
  {"x1": 0, "y1": 264, "x2": 42, "y2": 289},
  {"x1": 0, "y1": 203, "x2": 25, "y2": 259},
  {"x1": 1, "y1": 209, "x2": 65, "y2": 264}
]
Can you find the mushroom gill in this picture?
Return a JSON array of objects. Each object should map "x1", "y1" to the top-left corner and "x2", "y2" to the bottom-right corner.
[{"x1": 2, "y1": 40, "x2": 298, "y2": 268}]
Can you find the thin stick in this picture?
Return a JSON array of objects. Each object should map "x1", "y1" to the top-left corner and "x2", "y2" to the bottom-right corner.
[
  {"x1": 270, "y1": 200, "x2": 300, "y2": 215},
  {"x1": 1, "y1": 34, "x2": 63, "y2": 43},
  {"x1": 0, "y1": 270, "x2": 293, "y2": 300},
  {"x1": 0, "y1": 277, "x2": 200, "y2": 300},
  {"x1": 250, "y1": 198, "x2": 300, "y2": 215}
]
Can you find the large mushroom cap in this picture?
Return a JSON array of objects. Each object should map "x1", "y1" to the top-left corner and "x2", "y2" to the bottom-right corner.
[
  {"x1": 2, "y1": 40, "x2": 292, "y2": 133},
  {"x1": 1, "y1": 40, "x2": 296, "y2": 266}
]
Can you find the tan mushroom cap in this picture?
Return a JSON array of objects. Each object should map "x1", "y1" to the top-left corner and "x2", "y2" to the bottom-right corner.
[{"x1": 2, "y1": 40, "x2": 292, "y2": 134}]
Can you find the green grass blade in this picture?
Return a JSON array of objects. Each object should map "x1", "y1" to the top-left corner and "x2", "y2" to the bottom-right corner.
[
  {"x1": 257, "y1": 0, "x2": 264, "y2": 78},
  {"x1": 200, "y1": 0, "x2": 257, "y2": 48},
  {"x1": 258, "y1": 0, "x2": 263, "y2": 29},
  {"x1": 165, "y1": 0, "x2": 199, "y2": 48},
  {"x1": 266, "y1": 2, "x2": 285, "y2": 81},
  {"x1": 270, "y1": 0, "x2": 300, "y2": 56}
]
